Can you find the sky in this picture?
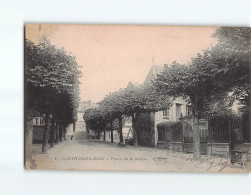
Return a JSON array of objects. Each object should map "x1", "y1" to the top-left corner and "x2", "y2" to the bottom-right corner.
[{"x1": 26, "y1": 24, "x2": 218, "y2": 103}]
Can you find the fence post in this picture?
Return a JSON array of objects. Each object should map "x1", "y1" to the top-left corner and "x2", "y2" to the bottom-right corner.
[
  {"x1": 182, "y1": 119, "x2": 185, "y2": 153},
  {"x1": 210, "y1": 118, "x2": 213, "y2": 157},
  {"x1": 229, "y1": 118, "x2": 232, "y2": 156}
]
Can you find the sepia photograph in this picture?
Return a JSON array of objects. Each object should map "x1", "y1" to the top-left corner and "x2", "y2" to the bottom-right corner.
[{"x1": 24, "y1": 24, "x2": 251, "y2": 173}]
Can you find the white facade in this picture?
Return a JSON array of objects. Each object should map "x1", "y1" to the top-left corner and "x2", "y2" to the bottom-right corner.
[
  {"x1": 144, "y1": 65, "x2": 192, "y2": 146},
  {"x1": 155, "y1": 97, "x2": 190, "y2": 124},
  {"x1": 153, "y1": 97, "x2": 190, "y2": 146},
  {"x1": 66, "y1": 112, "x2": 86, "y2": 136},
  {"x1": 144, "y1": 65, "x2": 191, "y2": 124},
  {"x1": 75, "y1": 112, "x2": 86, "y2": 132}
]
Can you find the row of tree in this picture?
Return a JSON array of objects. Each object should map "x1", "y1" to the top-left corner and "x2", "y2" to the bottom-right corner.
[
  {"x1": 24, "y1": 37, "x2": 82, "y2": 166},
  {"x1": 84, "y1": 27, "x2": 250, "y2": 159},
  {"x1": 84, "y1": 83, "x2": 170, "y2": 146}
]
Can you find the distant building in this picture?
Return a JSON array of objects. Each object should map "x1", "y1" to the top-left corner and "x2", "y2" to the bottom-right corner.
[{"x1": 68, "y1": 101, "x2": 98, "y2": 139}]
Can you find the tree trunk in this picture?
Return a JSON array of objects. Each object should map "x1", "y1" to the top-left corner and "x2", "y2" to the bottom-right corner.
[
  {"x1": 63, "y1": 124, "x2": 66, "y2": 141},
  {"x1": 190, "y1": 93, "x2": 201, "y2": 159},
  {"x1": 25, "y1": 110, "x2": 33, "y2": 168},
  {"x1": 111, "y1": 120, "x2": 113, "y2": 143},
  {"x1": 55, "y1": 122, "x2": 59, "y2": 144},
  {"x1": 149, "y1": 112, "x2": 156, "y2": 147},
  {"x1": 193, "y1": 110, "x2": 201, "y2": 159},
  {"x1": 73, "y1": 122, "x2": 76, "y2": 132},
  {"x1": 86, "y1": 127, "x2": 89, "y2": 139},
  {"x1": 98, "y1": 131, "x2": 100, "y2": 140},
  {"x1": 59, "y1": 123, "x2": 62, "y2": 142},
  {"x1": 118, "y1": 116, "x2": 123, "y2": 143},
  {"x1": 50, "y1": 119, "x2": 55, "y2": 147},
  {"x1": 132, "y1": 113, "x2": 138, "y2": 147},
  {"x1": 103, "y1": 129, "x2": 106, "y2": 141},
  {"x1": 42, "y1": 113, "x2": 50, "y2": 153}
]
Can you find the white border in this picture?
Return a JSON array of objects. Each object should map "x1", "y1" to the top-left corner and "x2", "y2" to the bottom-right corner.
[{"x1": 0, "y1": 0, "x2": 250, "y2": 194}]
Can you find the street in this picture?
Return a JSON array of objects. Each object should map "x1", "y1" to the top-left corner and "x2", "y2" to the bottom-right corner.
[{"x1": 31, "y1": 139, "x2": 249, "y2": 173}]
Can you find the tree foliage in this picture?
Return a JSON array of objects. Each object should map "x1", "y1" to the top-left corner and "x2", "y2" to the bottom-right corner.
[
  {"x1": 25, "y1": 37, "x2": 82, "y2": 152},
  {"x1": 156, "y1": 27, "x2": 250, "y2": 115},
  {"x1": 98, "y1": 82, "x2": 171, "y2": 118},
  {"x1": 25, "y1": 37, "x2": 82, "y2": 124},
  {"x1": 212, "y1": 27, "x2": 251, "y2": 114},
  {"x1": 83, "y1": 82, "x2": 171, "y2": 144}
]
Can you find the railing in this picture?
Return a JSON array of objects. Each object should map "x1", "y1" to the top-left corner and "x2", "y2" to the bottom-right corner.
[
  {"x1": 183, "y1": 119, "x2": 208, "y2": 143},
  {"x1": 158, "y1": 117, "x2": 244, "y2": 144}
]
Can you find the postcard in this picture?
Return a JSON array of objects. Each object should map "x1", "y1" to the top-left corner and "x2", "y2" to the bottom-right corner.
[{"x1": 24, "y1": 24, "x2": 251, "y2": 172}]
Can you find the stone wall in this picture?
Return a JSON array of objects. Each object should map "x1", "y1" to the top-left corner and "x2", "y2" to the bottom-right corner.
[{"x1": 207, "y1": 143, "x2": 230, "y2": 157}]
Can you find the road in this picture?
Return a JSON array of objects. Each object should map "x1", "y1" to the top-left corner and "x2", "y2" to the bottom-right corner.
[{"x1": 31, "y1": 139, "x2": 249, "y2": 173}]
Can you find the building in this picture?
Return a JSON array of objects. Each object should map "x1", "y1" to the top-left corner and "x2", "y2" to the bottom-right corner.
[
  {"x1": 71, "y1": 100, "x2": 98, "y2": 139},
  {"x1": 139, "y1": 64, "x2": 251, "y2": 157},
  {"x1": 144, "y1": 65, "x2": 191, "y2": 123},
  {"x1": 32, "y1": 116, "x2": 45, "y2": 143},
  {"x1": 136, "y1": 65, "x2": 192, "y2": 148}
]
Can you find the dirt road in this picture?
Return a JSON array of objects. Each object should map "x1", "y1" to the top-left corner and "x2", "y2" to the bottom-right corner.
[{"x1": 31, "y1": 140, "x2": 249, "y2": 173}]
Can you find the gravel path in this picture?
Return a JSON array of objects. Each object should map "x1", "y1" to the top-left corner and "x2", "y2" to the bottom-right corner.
[{"x1": 31, "y1": 139, "x2": 250, "y2": 173}]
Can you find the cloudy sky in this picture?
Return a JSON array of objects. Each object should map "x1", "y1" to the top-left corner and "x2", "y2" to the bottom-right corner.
[{"x1": 26, "y1": 24, "x2": 218, "y2": 103}]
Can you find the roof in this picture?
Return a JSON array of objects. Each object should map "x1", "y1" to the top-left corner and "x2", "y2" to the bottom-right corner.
[
  {"x1": 78, "y1": 101, "x2": 97, "y2": 113},
  {"x1": 144, "y1": 65, "x2": 164, "y2": 84}
]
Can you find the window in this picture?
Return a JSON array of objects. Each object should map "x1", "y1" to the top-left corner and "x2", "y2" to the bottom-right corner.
[
  {"x1": 33, "y1": 117, "x2": 45, "y2": 126},
  {"x1": 163, "y1": 109, "x2": 169, "y2": 119},
  {"x1": 158, "y1": 129, "x2": 165, "y2": 142},
  {"x1": 176, "y1": 104, "x2": 182, "y2": 119},
  {"x1": 186, "y1": 105, "x2": 192, "y2": 117}
]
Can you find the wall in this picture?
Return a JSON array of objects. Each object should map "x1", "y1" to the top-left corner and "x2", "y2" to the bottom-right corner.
[
  {"x1": 155, "y1": 97, "x2": 189, "y2": 146},
  {"x1": 33, "y1": 125, "x2": 57, "y2": 143},
  {"x1": 155, "y1": 97, "x2": 188, "y2": 125},
  {"x1": 32, "y1": 125, "x2": 44, "y2": 143}
]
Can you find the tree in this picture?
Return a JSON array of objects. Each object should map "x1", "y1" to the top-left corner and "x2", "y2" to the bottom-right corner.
[
  {"x1": 83, "y1": 107, "x2": 108, "y2": 139},
  {"x1": 84, "y1": 82, "x2": 170, "y2": 146},
  {"x1": 155, "y1": 62, "x2": 204, "y2": 158},
  {"x1": 211, "y1": 27, "x2": 251, "y2": 115},
  {"x1": 25, "y1": 37, "x2": 82, "y2": 156},
  {"x1": 155, "y1": 27, "x2": 251, "y2": 159},
  {"x1": 121, "y1": 83, "x2": 171, "y2": 146},
  {"x1": 155, "y1": 57, "x2": 239, "y2": 159},
  {"x1": 212, "y1": 27, "x2": 251, "y2": 143},
  {"x1": 98, "y1": 82, "x2": 171, "y2": 146},
  {"x1": 98, "y1": 89, "x2": 127, "y2": 144}
]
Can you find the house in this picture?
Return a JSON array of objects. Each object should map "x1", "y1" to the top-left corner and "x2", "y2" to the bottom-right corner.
[
  {"x1": 136, "y1": 65, "x2": 193, "y2": 148},
  {"x1": 144, "y1": 65, "x2": 191, "y2": 123},
  {"x1": 32, "y1": 116, "x2": 46, "y2": 143},
  {"x1": 134, "y1": 65, "x2": 214, "y2": 155}
]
